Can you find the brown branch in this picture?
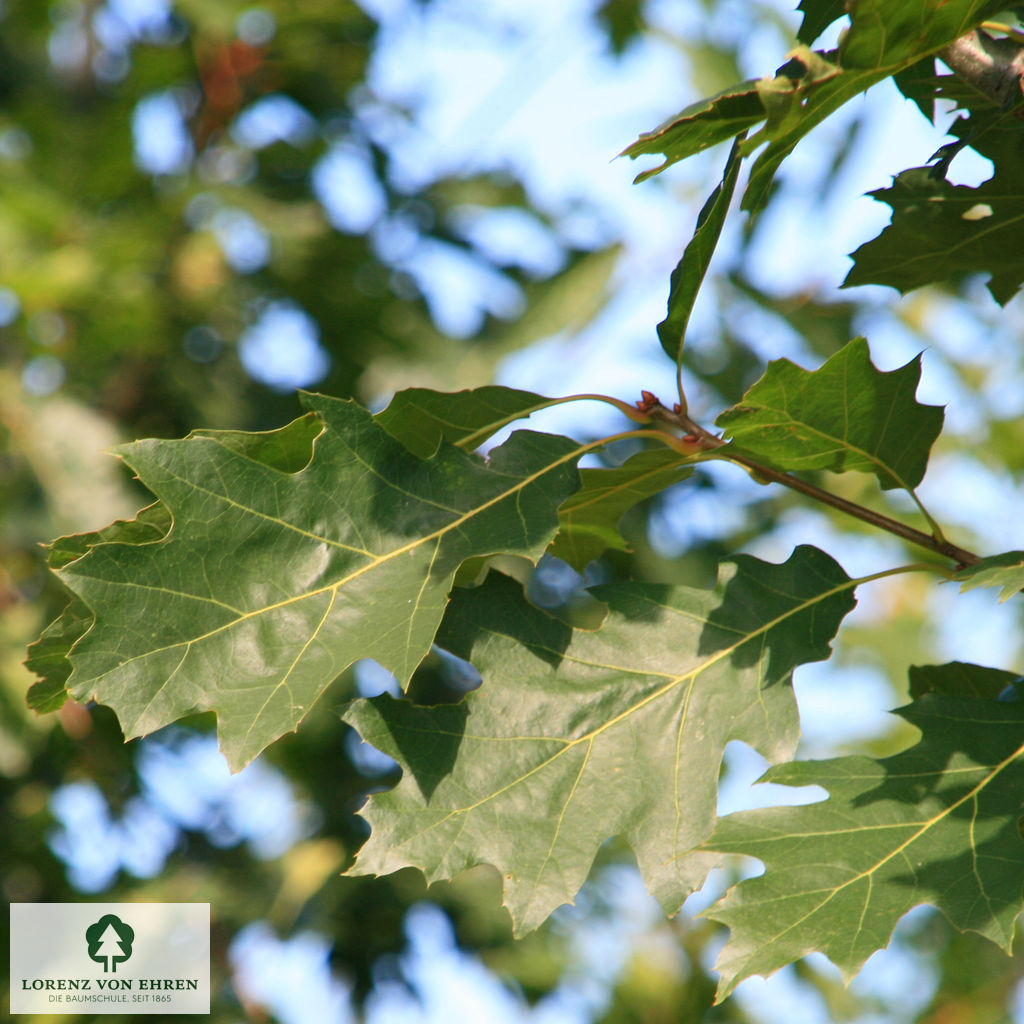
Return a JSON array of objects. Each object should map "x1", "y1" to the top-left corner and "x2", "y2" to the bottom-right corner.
[
  {"x1": 714, "y1": 448, "x2": 980, "y2": 567},
  {"x1": 637, "y1": 396, "x2": 982, "y2": 568},
  {"x1": 939, "y1": 28, "x2": 1024, "y2": 109}
]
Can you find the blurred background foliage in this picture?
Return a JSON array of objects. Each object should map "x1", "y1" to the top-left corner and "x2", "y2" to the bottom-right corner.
[{"x1": 4, "y1": 0, "x2": 1024, "y2": 1021}]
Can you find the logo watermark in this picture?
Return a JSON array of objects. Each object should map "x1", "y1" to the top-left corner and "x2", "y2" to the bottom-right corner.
[
  {"x1": 86, "y1": 914, "x2": 135, "y2": 973},
  {"x1": 10, "y1": 903, "x2": 209, "y2": 1014}
]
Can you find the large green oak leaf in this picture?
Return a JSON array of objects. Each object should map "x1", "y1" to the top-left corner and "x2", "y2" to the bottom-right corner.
[
  {"x1": 705, "y1": 685, "x2": 1024, "y2": 998},
  {"x1": 343, "y1": 546, "x2": 858, "y2": 934},
  {"x1": 51, "y1": 393, "x2": 586, "y2": 769},
  {"x1": 715, "y1": 337, "x2": 943, "y2": 492}
]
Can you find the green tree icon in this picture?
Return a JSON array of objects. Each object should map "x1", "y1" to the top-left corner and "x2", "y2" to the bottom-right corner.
[{"x1": 85, "y1": 915, "x2": 134, "y2": 973}]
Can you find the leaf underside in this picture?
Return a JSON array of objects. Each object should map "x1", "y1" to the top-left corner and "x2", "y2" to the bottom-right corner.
[{"x1": 344, "y1": 546, "x2": 857, "y2": 935}]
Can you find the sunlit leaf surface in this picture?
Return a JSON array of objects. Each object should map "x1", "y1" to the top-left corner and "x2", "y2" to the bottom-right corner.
[
  {"x1": 53, "y1": 394, "x2": 585, "y2": 768},
  {"x1": 345, "y1": 547, "x2": 857, "y2": 933}
]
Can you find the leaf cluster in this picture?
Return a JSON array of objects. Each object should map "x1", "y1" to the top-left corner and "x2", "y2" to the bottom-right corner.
[{"x1": 21, "y1": 0, "x2": 1024, "y2": 1009}]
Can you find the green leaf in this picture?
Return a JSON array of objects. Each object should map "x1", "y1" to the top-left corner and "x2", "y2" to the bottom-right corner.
[
  {"x1": 741, "y1": 0, "x2": 1009, "y2": 213},
  {"x1": 908, "y1": 661, "x2": 1019, "y2": 700},
  {"x1": 375, "y1": 386, "x2": 555, "y2": 458},
  {"x1": 738, "y1": 50, "x2": 850, "y2": 214},
  {"x1": 343, "y1": 546, "x2": 858, "y2": 934},
  {"x1": 844, "y1": 148, "x2": 1024, "y2": 305},
  {"x1": 619, "y1": 81, "x2": 764, "y2": 184},
  {"x1": 704, "y1": 691, "x2": 1024, "y2": 998},
  {"x1": 25, "y1": 602, "x2": 92, "y2": 713},
  {"x1": 47, "y1": 501, "x2": 173, "y2": 571},
  {"x1": 624, "y1": 3, "x2": 1006, "y2": 212},
  {"x1": 621, "y1": 38, "x2": 873, "y2": 213},
  {"x1": 847, "y1": 46, "x2": 1024, "y2": 303},
  {"x1": 745, "y1": 0, "x2": 1010, "y2": 210},
  {"x1": 840, "y1": 0, "x2": 1005, "y2": 68},
  {"x1": 595, "y1": 0, "x2": 645, "y2": 54},
  {"x1": 25, "y1": 503, "x2": 174, "y2": 713},
  {"x1": 891, "y1": 57, "x2": 940, "y2": 122},
  {"x1": 796, "y1": 0, "x2": 848, "y2": 44},
  {"x1": 657, "y1": 136, "x2": 744, "y2": 366},
  {"x1": 51, "y1": 394, "x2": 586, "y2": 769},
  {"x1": 620, "y1": 48, "x2": 840, "y2": 188},
  {"x1": 715, "y1": 337, "x2": 943, "y2": 492},
  {"x1": 548, "y1": 448, "x2": 693, "y2": 570},
  {"x1": 955, "y1": 552, "x2": 1024, "y2": 602},
  {"x1": 188, "y1": 412, "x2": 324, "y2": 473}
]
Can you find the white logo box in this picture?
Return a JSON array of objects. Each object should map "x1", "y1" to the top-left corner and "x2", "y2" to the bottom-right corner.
[{"x1": 10, "y1": 903, "x2": 210, "y2": 1015}]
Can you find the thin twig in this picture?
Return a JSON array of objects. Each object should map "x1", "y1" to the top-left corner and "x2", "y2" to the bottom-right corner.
[
  {"x1": 640, "y1": 398, "x2": 981, "y2": 568},
  {"x1": 717, "y1": 448, "x2": 980, "y2": 566}
]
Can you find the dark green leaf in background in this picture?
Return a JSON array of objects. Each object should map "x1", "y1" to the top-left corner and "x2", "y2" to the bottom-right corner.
[
  {"x1": 847, "y1": 51, "x2": 1024, "y2": 303},
  {"x1": 796, "y1": 0, "x2": 848, "y2": 44},
  {"x1": 49, "y1": 394, "x2": 586, "y2": 769},
  {"x1": 705, "y1": 688, "x2": 1024, "y2": 998},
  {"x1": 344, "y1": 546, "x2": 857, "y2": 934},
  {"x1": 715, "y1": 337, "x2": 943, "y2": 492},
  {"x1": 908, "y1": 661, "x2": 1020, "y2": 700},
  {"x1": 595, "y1": 0, "x2": 646, "y2": 54},
  {"x1": 845, "y1": 152, "x2": 1024, "y2": 305}
]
